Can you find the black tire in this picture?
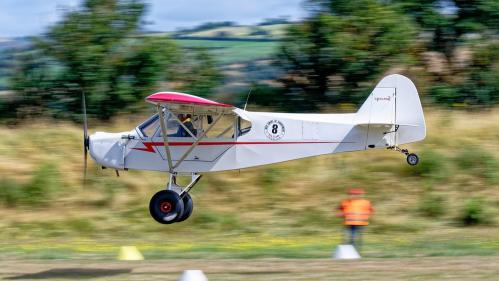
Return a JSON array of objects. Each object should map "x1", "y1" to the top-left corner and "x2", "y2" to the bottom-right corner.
[
  {"x1": 407, "y1": 153, "x2": 419, "y2": 166},
  {"x1": 176, "y1": 193, "x2": 194, "y2": 223},
  {"x1": 149, "y1": 190, "x2": 184, "y2": 224}
]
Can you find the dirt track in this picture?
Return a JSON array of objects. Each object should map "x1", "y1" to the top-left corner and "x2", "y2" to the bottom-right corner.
[{"x1": 1, "y1": 256, "x2": 498, "y2": 280}]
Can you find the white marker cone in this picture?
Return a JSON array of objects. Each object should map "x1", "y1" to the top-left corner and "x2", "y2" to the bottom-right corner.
[
  {"x1": 333, "y1": 244, "x2": 361, "y2": 260},
  {"x1": 178, "y1": 270, "x2": 208, "y2": 281}
]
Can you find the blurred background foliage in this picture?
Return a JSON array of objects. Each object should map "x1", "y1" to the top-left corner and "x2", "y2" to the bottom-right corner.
[
  {"x1": 277, "y1": 0, "x2": 418, "y2": 110},
  {"x1": 0, "y1": 0, "x2": 497, "y2": 119},
  {"x1": 2, "y1": 0, "x2": 220, "y2": 120}
]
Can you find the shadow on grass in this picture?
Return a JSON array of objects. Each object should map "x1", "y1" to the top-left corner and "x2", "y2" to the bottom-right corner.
[{"x1": 6, "y1": 268, "x2": 131, "y2": 280}]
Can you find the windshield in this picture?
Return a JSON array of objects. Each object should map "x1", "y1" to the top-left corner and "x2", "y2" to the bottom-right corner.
[
  {"x1": 138, "y1": 112, "x2": 198, "y2": 138},
  {"x1": 138, "y1": 114, "x2": 159, "y2": 137}
]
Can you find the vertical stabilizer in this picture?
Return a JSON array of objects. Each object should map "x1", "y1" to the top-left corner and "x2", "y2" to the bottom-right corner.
[{"x1": 355, "y1": 74, "x2": 426, "y2": 148}]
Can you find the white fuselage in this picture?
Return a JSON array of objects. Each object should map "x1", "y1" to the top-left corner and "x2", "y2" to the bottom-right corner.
[
  {"x1": 90, "y1": 111, "x2": 392, "y2": 173},
  {"x1": 89, "y1": 74, "x2": 426, "y2": 173}
]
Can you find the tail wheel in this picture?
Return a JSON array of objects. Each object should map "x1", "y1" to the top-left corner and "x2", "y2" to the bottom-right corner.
[
  {"x1": 149, "y1": 190, "x2": 184, "y2": 224},
  {"x1": 407, "y1": 153, "x2": 419, "y2": 166},
  {"x1": 176, "y1": 193, "x2": 194, "y2": 223}
]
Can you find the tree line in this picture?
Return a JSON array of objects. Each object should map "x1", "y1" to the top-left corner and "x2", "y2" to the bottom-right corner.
[
  {"x1": 2, "y1": 0, "x2": 221, "y2": 120},
  {"x1": 1, "y1": 0, "x2": 498, "y2": 120},
  {"x1": 275, "y1": 0, "x2": 498, "y2": 110}
]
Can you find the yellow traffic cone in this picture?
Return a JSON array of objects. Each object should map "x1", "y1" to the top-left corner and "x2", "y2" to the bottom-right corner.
[{"x1": 117, "y1": 246, "x2": 144, "y2": 261}]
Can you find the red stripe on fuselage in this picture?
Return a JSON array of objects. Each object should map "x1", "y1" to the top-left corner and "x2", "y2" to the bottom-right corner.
[{"x1": 132, "y1": 141, "x2": 346, "y2": 153}]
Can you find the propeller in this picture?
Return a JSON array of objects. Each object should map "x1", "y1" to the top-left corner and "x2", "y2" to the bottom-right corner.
[{"x1": 82, "y1": 91, "x2": 89, "y2": 182}]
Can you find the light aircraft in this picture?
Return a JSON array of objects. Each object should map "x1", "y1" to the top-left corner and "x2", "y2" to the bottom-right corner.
[{"x1": 83, "y1": 74, "x2": 426, "y2": 224}]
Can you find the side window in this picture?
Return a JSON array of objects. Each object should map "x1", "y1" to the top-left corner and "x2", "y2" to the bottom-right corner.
[
  {"x1": 238, "y1": 117, "x2": 252, "y2": 136},
  {"x1": 157, "y1": 113, "x2": 198, "y2": 138},
  {"x1": 200, "y1": 114, "x2": 235, "y2": 139}
]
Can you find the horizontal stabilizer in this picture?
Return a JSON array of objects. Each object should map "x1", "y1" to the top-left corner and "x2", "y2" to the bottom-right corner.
[{"x1": 356, "y1": 123, "x2": 419, "y2": 127}]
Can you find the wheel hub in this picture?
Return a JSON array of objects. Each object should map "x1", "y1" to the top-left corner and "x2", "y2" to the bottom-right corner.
[{"x1": 160, "y1": 201, "x2": 172, "y2": 213}]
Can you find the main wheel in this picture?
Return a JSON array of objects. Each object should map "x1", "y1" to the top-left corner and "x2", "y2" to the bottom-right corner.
[
  {"x1": 407, "y1": 153, "x2": 419, "y2": 166},
  {"x1": 149, "y1": 190, "x2": 184, "y2": 224},
  {"x1": 176, "y1": 193, "x2": 194, "y2": 223}
]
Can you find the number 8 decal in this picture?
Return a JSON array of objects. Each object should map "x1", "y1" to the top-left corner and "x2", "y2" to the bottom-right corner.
[
  {"x1": 265, "y1": 120, "x2": 285, "y2": 140},
  {"x1": 272, "y1": 124, "x2": 278, "y2": 134}
]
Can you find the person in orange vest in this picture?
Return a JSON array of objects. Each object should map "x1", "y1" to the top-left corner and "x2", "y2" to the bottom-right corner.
[{"x1": 337, "y1": 188, "x2": 373, "y2": 250}]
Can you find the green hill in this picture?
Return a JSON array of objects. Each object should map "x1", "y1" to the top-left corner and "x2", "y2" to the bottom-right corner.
[
  {"x1": 146, "y1": 23, "x2": 289, "y2": 40},
  {"x1": 175, "y1": 24, "x2": 289, "y2": 40},
  {"x1": 169, "y1": 23, "x2": 289, "y2": 64},
  {"x1": 175, "y1": 39, "x2": 278, "y2": 64}
]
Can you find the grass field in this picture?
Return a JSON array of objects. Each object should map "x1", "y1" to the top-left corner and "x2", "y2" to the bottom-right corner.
[
  {"x1": 1, "y1": 257, "x2": 498, "y2": 280},
  {"x1": 0, "y1": 77, "x2": 8, "y2": 90},
  {"x1": 1, "y1": 108, "x2": 499, "y2": 262}
]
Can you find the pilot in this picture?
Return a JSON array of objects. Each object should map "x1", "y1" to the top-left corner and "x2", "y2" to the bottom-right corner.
[
  {"x1": 183, "y1": 114, "x2": 196, "y2": 137},
  {"x1": 177, "y1": 114, "x2": 197, "y2": 137},
  {"x1": 337, "y1": 188, "x2": 373, "y2": 252}
]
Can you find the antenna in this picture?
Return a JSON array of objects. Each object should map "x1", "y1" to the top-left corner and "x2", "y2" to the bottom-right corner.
[{"x1": 243, "y1": 88, "x2": 252, "y2": 111}]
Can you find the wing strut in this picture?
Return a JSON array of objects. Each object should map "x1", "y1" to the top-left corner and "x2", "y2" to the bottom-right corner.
[
  {"x1": 172, "y1": 113, "x2": 224, "y2": 170},
  {"x1": 157, "y1": 104, "x2": 174, "y2": 173}
]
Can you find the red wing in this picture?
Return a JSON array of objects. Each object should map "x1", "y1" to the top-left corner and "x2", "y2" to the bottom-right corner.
[
  {"x1": 146, "y1": 92, "x2": 234, "y2": 114},
  {"x1": 146, "y1": 92, "x2": 232, "y2": 107}
]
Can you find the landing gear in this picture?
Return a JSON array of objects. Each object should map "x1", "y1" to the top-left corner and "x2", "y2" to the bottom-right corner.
[
  {"x1": 176, "y1": 193, "x2": 193, "y2": 222},
  {"x1": 149, "y1": 190, "x2": 184, "y2": 224},
  {"x1": 149, "y1": 173, "x2": 201, "y2": 224},
  {"x1": 388, "y1": 146, "x2": 419, "y2": 166},
  {"x1": 406, "y1": 153, "x2": 419, "y2": 166}
]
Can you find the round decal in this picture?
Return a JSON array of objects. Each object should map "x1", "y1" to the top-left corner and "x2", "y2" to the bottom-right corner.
[{"x1": 264, "y1": 120, "x2": 285, "y2": 140}]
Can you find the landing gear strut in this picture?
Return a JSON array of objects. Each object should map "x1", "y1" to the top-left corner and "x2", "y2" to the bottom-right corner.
[
  {"x1": 388, "y1": 146, "x2": 419, "y2": 166},
  {"x1": 148, "y1": 173, "x2": 201, "y2": 224}
]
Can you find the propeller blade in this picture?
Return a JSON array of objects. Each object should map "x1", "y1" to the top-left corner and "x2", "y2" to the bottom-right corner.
[
  {"x1": 82, "y1": 91, "x2": 88, "y2": 141},
  {"x1": 82, "y1": 91, "x2": 89, "y2": 183},
  {"x1": 84, "y1": 144, "x2": 88, "y2": 181}
]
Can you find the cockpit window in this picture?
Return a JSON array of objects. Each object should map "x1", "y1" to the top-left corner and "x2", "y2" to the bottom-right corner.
[
  {"x1": 157, "y1": 113, "x2": 198, "y2": 138},
  {"x1": 139, "y1": 112, "x2": 244, "y2": 139},
  {"x1": 238, "y1": 117, "x2": 252, "y2": 136},
  {"x1": 139, "y1": 114, "x2": 159, "y2": 137}
]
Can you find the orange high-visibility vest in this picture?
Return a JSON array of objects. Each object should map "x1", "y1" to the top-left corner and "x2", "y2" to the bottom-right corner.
[{"x1": 339, "y1": 199, "x2": 373, "y2": 226}]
